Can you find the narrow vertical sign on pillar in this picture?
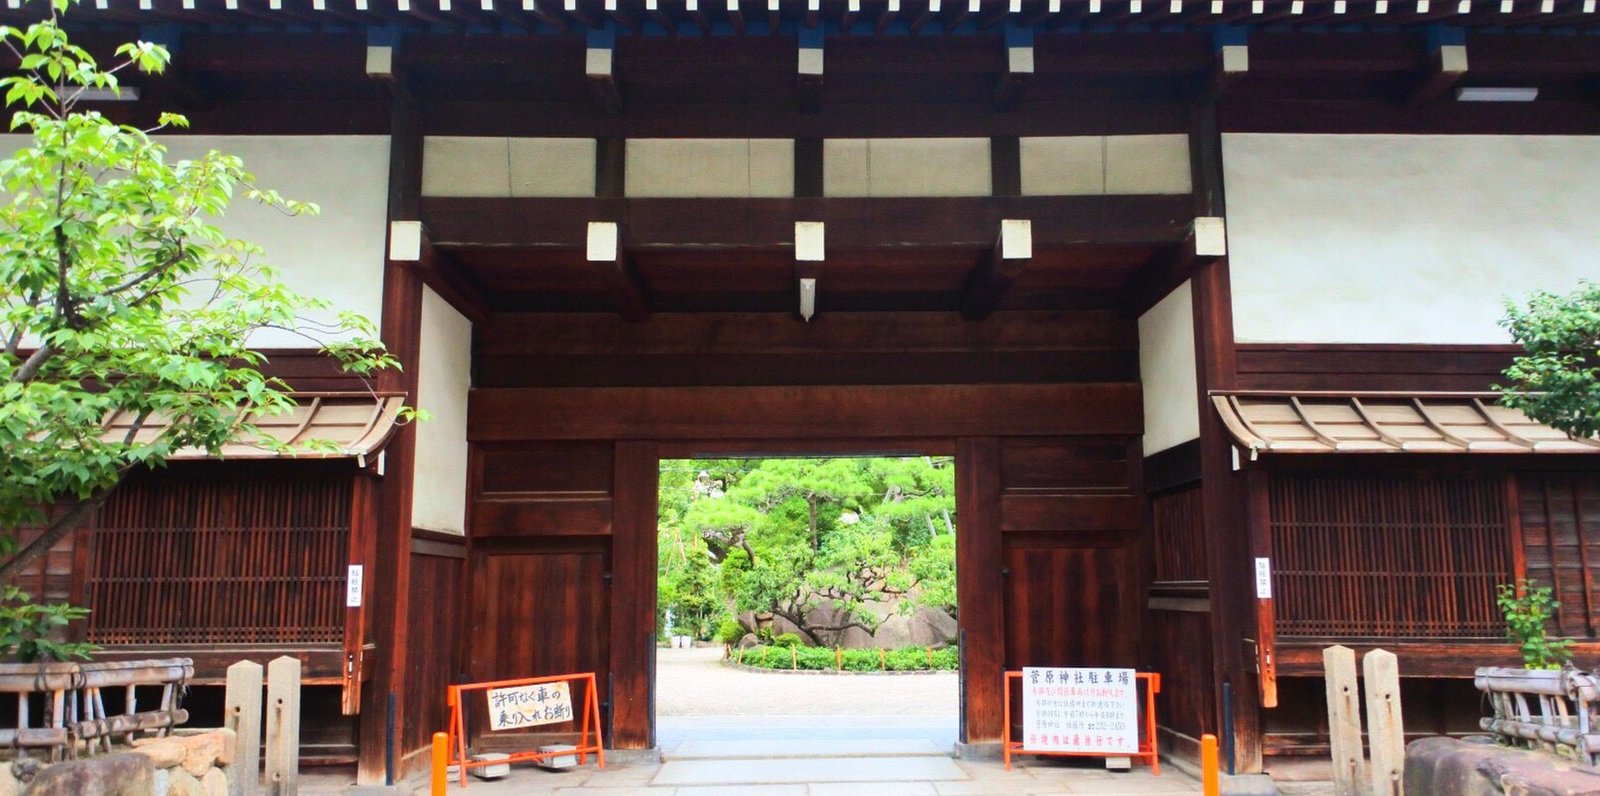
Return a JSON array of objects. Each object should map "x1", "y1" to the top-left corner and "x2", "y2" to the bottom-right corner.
[{"x1": 266, "y1": 656, "x2": 303, "y2": 796}]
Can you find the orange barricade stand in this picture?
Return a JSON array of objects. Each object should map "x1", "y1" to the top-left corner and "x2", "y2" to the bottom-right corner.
[
  {"x1": 446, "y1": 672, "x2": 606, "y2": 787},
  {"x1": 1002, "y1": 670, "x2": 1160, "y2": 774}
]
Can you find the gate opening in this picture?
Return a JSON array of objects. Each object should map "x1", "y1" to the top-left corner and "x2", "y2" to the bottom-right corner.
[{"x1": 655, "y1": 455, "x2": 960, "y2": 748}]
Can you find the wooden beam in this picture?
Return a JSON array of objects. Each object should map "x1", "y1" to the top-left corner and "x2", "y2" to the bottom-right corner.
[
  {"x1": 421, "y1": 195, "x2": 1197, "y2": 250},
  {"x1": 469, "y1": 383, "x2": 1143, "y2": 441},
  {"x1": 840, "y1": 0, "x2": 860, "y2": 29},
  {"x1": 563, "y1": 0, "x2": 600, "y2": 26},
  {"x1": 687, "y1": 0, "x2": 710, "y2": 32},
  {"x1": 727, "y1": 0, "x2": 746, "y2": 33},
  {"x1": 994, "y1": 20, "x2": 1034, "y2": 111},
  {"x1": 876, "y1": 0, "x2": 901, "y2": 32},
  {"x1": 795, "y1": 220, "x2": 825, "y2": 321},
  {"x1": 768, "y1": 0, "x2": 782, "y2": 33},
  {"x1": 956, "y1": 437, "x2": 1005, "y2": 748},
  {"x1": 910, "y1": 0, "x2": 940, "y2": 32},
  {"x1": 387, "y1": 221, "x2": 492, "y2": 324},
  {"x1": 1407, "y1": 27, "x2": 1469, "y2": 107},
  {"x1": 797, "y1": 26, "x2": 824, "y2": 114},
  {"x1": 585, "y1": 26, "x2": 622, "y2": 114},
  {"x1": 523, "y1": 0, "x2": 570, "y2": 31},
  {"x1": 1121, "y1": 216, "x2": 1227, "y2": 316},
  {"x1": 960, "y1": 219, "x2": 1032, "y2": 321},
  {"x1": 644, "y1": 0, "x2": 671, "y2": 28},
  {"x1": 608, "y1": 441, "x2": 658, "y2": 750},
  {"x1": 587, "y1": 221, "x2": 652, "y2": 322},
  {"x1": 605, "y1": 0, "x2": 640, "y2": 32}
]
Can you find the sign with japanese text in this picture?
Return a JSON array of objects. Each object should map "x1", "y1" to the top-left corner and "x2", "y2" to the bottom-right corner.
[
  {"x1": 1020, "y1": 667, "x2": 1138, "y2": 754},
  {"x1": 486, "y1": 681, "x2": 573, "y2": 730}
]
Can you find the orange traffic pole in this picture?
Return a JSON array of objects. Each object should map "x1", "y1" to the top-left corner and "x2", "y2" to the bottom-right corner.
[
  {"x1": 1201, "y1": 733, "x2": 1220, "y2": 796},
  {"x1": 431, "y1": 731, "x2": 449, "y2": 796}
]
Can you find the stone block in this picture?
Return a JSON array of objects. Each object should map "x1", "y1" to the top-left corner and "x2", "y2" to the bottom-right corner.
[
  {"x1": 21, "y1": 753, "x2": 152, "y2": 796},
  {"x1": 210, "y1": 729, "x2": 236, "y2": 767},
  {"x1": 181, "y1": 732, "x2": 225, "y2": 777},
  {"x1": 134, "y1": 739, "x2": 187, "y2": 770},
  {"x1": 198, "y1": 769, "x2": 226, "y2": 796},
  {"x1": 1405, "y1": 736, "x2": 1600, "y2": 796},
  {"x1": 164, "y1": 769, "x2": 203, "y2": 796},
  {"x1": 0, "y1": 763, "x2": 17, "y2": 796}
]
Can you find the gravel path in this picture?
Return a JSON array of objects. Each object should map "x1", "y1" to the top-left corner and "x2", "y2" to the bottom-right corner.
[{"x1": 655, "y1": 646, "x2": 958, "y2": 717}]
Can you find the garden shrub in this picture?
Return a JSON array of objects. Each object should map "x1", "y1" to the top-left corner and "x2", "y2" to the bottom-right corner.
[{"x1": 732, "y1": 644, "x2": 957, "y2": 672}]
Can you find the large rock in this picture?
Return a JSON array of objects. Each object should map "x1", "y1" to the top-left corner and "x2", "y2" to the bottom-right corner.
[
  {"x1": 164, "y1": 769, "x2": 203, "y2": 796},
  {"x1": 1406, "y1": 736, "x2": 1600, "y2": 795},
  {"x1": 198, "y1": 768, "x2": 227, "y2": 796},
  {"x1": 21, "y1": 753, "x2": 151, "y2": 796},
  {"x1": 132, "y1": 739, "x2": 186, "y2": 769},
  {"x1": 179, "y1": 732, "x2": 225, "y2": 777}
]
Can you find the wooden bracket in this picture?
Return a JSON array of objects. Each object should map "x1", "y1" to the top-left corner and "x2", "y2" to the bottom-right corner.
[
  {"x1": 960, "y1": 219, "x2": 1032, "y2": 321},
  {"x1": 1407, "y1": 27, "x2": 1468, "y2": 108},
  {"x1": 587, "y1": 221, "x2": 652, "y2": 322},
  {"x1": 798, "y1": 26, "x2": 824, "y2": 114},
  {"x1": 1121, "y1": 216, "x2": 1226, "y2": 317},
  {"x1": 994, "y1": 21, "x2": 1033, "y2": 111},
  {"x1": 586, "y1": 25, "x2": 622, "y2": 114},
  {"x1": 387, "y1": 221, "x2": 491, "y2": 323}
]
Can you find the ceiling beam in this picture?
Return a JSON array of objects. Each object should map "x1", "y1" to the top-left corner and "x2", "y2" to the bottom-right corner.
[
  {"x1": 1407, "y1": 27, "x2": 1469, "y2": 107},
  {"x1": 795, "y1": 220, "x2": 825, "y2": 321},
  {"x1": 910, "y1": 0, "x2": 940, "y2": 33},
  {"x1": 586, "y1": 25, "x2": 622, "y2": 114},
  {"x1": 994, "y1": 21, "x2": 1033, "y2": 111},
  {"x1": 876, "y1": 0, "x2": 901, "y2": 32},
  {"x1": 1119, "y1": 216, "x2": 1226, "y2": 317},
  {"x1": 960, "y1": 219, "x2": 1032, "y2": 321},
  {"x1": 797, "y1": 26, "x2": 824, "y2": 114},
  {"x1": 587, "y1": 221, "x2": 653, "y2": 322},
  {"x1": 387, "y1": 221, "x2": 491, "y2": 323}
]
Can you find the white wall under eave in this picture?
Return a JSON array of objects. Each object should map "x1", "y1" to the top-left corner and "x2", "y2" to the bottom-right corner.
[
  {"x1": 1224, "y1": 133, "x2": 1600, "y2": 344},
  {"x1": 1139, "y1": 280, "x2": 1200, "y2": 457},
  {"x1": 411, "y1": 287, "x2": 471, "y2": 536}
]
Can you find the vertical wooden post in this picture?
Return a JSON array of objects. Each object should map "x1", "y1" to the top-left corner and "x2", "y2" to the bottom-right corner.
[
  {"x1": 265, "y1": 656, "x2": 303, "y2": 796},
  {"x1": 608, "y1": 441, "x2": 659, "y2": 749},
  {"x1": 1363, "y1": 649, "x2": 1404, "y2": 796},
  {"x1": 226, "y1": 661, "x2": 264, "y2": 796},
  {"x1": 956, "y1": 437, "x2": 1005, "y2": 748},
  {"x1": 1322, "y1": 645, "x2": 1366, "y2": 796}
]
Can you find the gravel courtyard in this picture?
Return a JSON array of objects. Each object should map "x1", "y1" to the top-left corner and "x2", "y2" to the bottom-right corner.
[{"x1": 655, "y1": 646, "x2": 959, "y2": 717}]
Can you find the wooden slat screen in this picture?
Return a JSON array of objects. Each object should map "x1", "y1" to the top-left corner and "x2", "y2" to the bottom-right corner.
[
  {"x1": 1270, "y1": 474, "x2": 1512, "y2": 639},
  {"x1": 1152, "y1": 485, "x2": 1206, "y2": 582},
  {"x1": 1519, "y1": 473, "x2": 1600, "y2": 639},
  {"x1": 87, "y1": 473, "x2": 351, "y2": 645}
]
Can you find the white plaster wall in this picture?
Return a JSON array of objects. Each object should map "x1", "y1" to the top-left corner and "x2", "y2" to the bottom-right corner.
[
  {"x1": 626, "y1": 138, "x2": 794, "y2": 198},
  {"x1": 824, "y1": 138, "x2": 992, "y2": 197},
  {"x1": 1139, "y1": 280, "x2": 1200, "y2": 456},
  {"x1": 1224, "y1": 134, "x2": 1600, "y2": 344},
  {"x1": 411, "y1": 287, "x2": 472, "y2": 536},
  {"x1": 160, "y1": 136, "x2": 390, "y2": 348},
  {"x1": 422, "y1": 136, "x2": 597, "y2": 198}
]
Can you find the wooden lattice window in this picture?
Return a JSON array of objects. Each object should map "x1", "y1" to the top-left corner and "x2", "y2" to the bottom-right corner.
[
  {"x1": 1270, "y1": 474, "x2": 1512, "y2": 639},
  {"x1": 87, "y1": 471, "x2": 352, "y2": 646},
  {"x1": 1152, "y1": 486, "x2": 1206, "y2": 583},
  {"x1": 1518, "y1": 473, "x2": 1600, "y2": 639}
]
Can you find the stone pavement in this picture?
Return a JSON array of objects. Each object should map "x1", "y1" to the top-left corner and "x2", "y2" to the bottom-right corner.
[{"x1": 308, "y1": 648, "x2": 1205, "y2": 795}]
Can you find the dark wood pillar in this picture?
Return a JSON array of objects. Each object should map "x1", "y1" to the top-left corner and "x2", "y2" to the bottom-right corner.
[
  {"x1": 956, "y1": 437, "x2": 1005, "y2": 749},
  {"x1": 1189, "y1": 94, "x2": 1262, "y2": 773},
  {"x1": 359, "y1": 72, "x2": 426, "y2": 784},
  {"x1": 609, "y1": 440, "x2": 659, "y2": 749}
]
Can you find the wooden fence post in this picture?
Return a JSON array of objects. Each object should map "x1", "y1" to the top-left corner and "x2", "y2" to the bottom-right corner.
[
  {"x1": 1363, "y1": 649, "x2": 1404, "y2": 796},
  {"x1": 225, "y1": 661, "x2": 264, "y2": 796},
  {"x1": 1322, "y1": 645, "x2": 1366, "y2": 796},
  {"x1": 265, "y1": 656, "x2": 302, "y2": 796}
]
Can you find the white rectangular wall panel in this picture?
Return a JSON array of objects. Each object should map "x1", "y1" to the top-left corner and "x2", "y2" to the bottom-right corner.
[
  {"x1": 823, "y1": 137, "x2": 992, "y2": 197},
  {"x1": 1224, "y1": 134, "x2": 1600, "y2": 344},
  {"x1": 626, "y1": 138, "x2": 795, "y2": 198},
  {"x1": 1105, "y1": 134, "x2": 1192, "y2": 194},
  {"x1": 1019, "y1": 136, "x2": 1104, "y2": 196},
  {"x1": 411, "y1": 286, "x2": 472, "y2": 536},
  {"x1": 424, "y1": 137, "x2": 597, "y2": 198},
  {"x1": 158, "y1": 136, "x2": 390, "y2": 349},
  {"x1": 1138, "y1": 280, "x2": 1200, "y2": 456}
]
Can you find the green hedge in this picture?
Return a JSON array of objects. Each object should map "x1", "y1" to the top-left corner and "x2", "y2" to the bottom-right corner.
[{"x1": 731, "y1": 644, "x2": 957, "y2": 672}]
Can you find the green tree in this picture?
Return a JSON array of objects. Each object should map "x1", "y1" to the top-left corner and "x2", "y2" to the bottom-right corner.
[
  {"x1": 1499, "y1": 281, "x2": 1600, "y2": 438},
  {"x1": 658, "y1": 456, "x2": 956, "y2": 647},
  {"x1": 0, "y1": 2, "x2": 396, "y2": 654}
]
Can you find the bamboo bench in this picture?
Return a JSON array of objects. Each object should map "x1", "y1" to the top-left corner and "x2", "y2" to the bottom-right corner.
[{"x1": 1475, "y1": 666, "x2": 1600, "y2": 766}]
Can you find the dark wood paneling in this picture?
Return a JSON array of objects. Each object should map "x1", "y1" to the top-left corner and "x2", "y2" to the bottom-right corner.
[
  {"x1": 1144, "y1": 439, "x2": 1202, "y2": 495},
  {"x1": 1000, "y1": 495, "x2": 1141, "y2": 532},
  {"x1": 478, "y1": 443, "x2": 615, "y2": 496},
  {"x1": 471, "y1": 500, "x2": 613, "y2": 538},
  {"x1": 1147, "y1": 608, "x2": 1214, "y2": 743},
  {"x1": 469, "y1": 384, "x2": 1142, "y2": 441},
  {"x1": 404, "y1": 549, "x2": 466, "y2": 756},
  {"x1": 1152, "y1": 485, "x2": 1206, "y2": 583},
  {"x1": 956, "y1": 437, "x2": 1005, "y2": 747},
  {"x1": 1000, "y1": 438, "x2": 1135, "y2": 491},
  {"x1": 1235, "y1": 344, "x2": 1519, "y2": 392},
  {"x1": 1003, "y1": 538, "x2": 1140, "y2": 668},
  {"x1": 609, "y1": 441, "x2": 659, "y2": 749},
  {"x1": 1518, "y1": 472, "x2": 1600, "y2": 639}
]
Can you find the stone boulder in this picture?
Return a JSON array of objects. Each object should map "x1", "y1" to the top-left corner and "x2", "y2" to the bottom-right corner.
[
  {"x1": 21, "y1": 753, "x2": 152, "y2": 796},
  {"x1": 1406, "y1": 736, "x2": 1600, "y2": 795}
]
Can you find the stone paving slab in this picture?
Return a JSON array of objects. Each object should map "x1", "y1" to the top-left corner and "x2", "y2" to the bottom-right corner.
[
  {"x1": 652, "y1": 756, "x2": 969, "y2": 786},
  {"x1": 669, "y1": 739, "x2": 948, "y2": 760}
]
